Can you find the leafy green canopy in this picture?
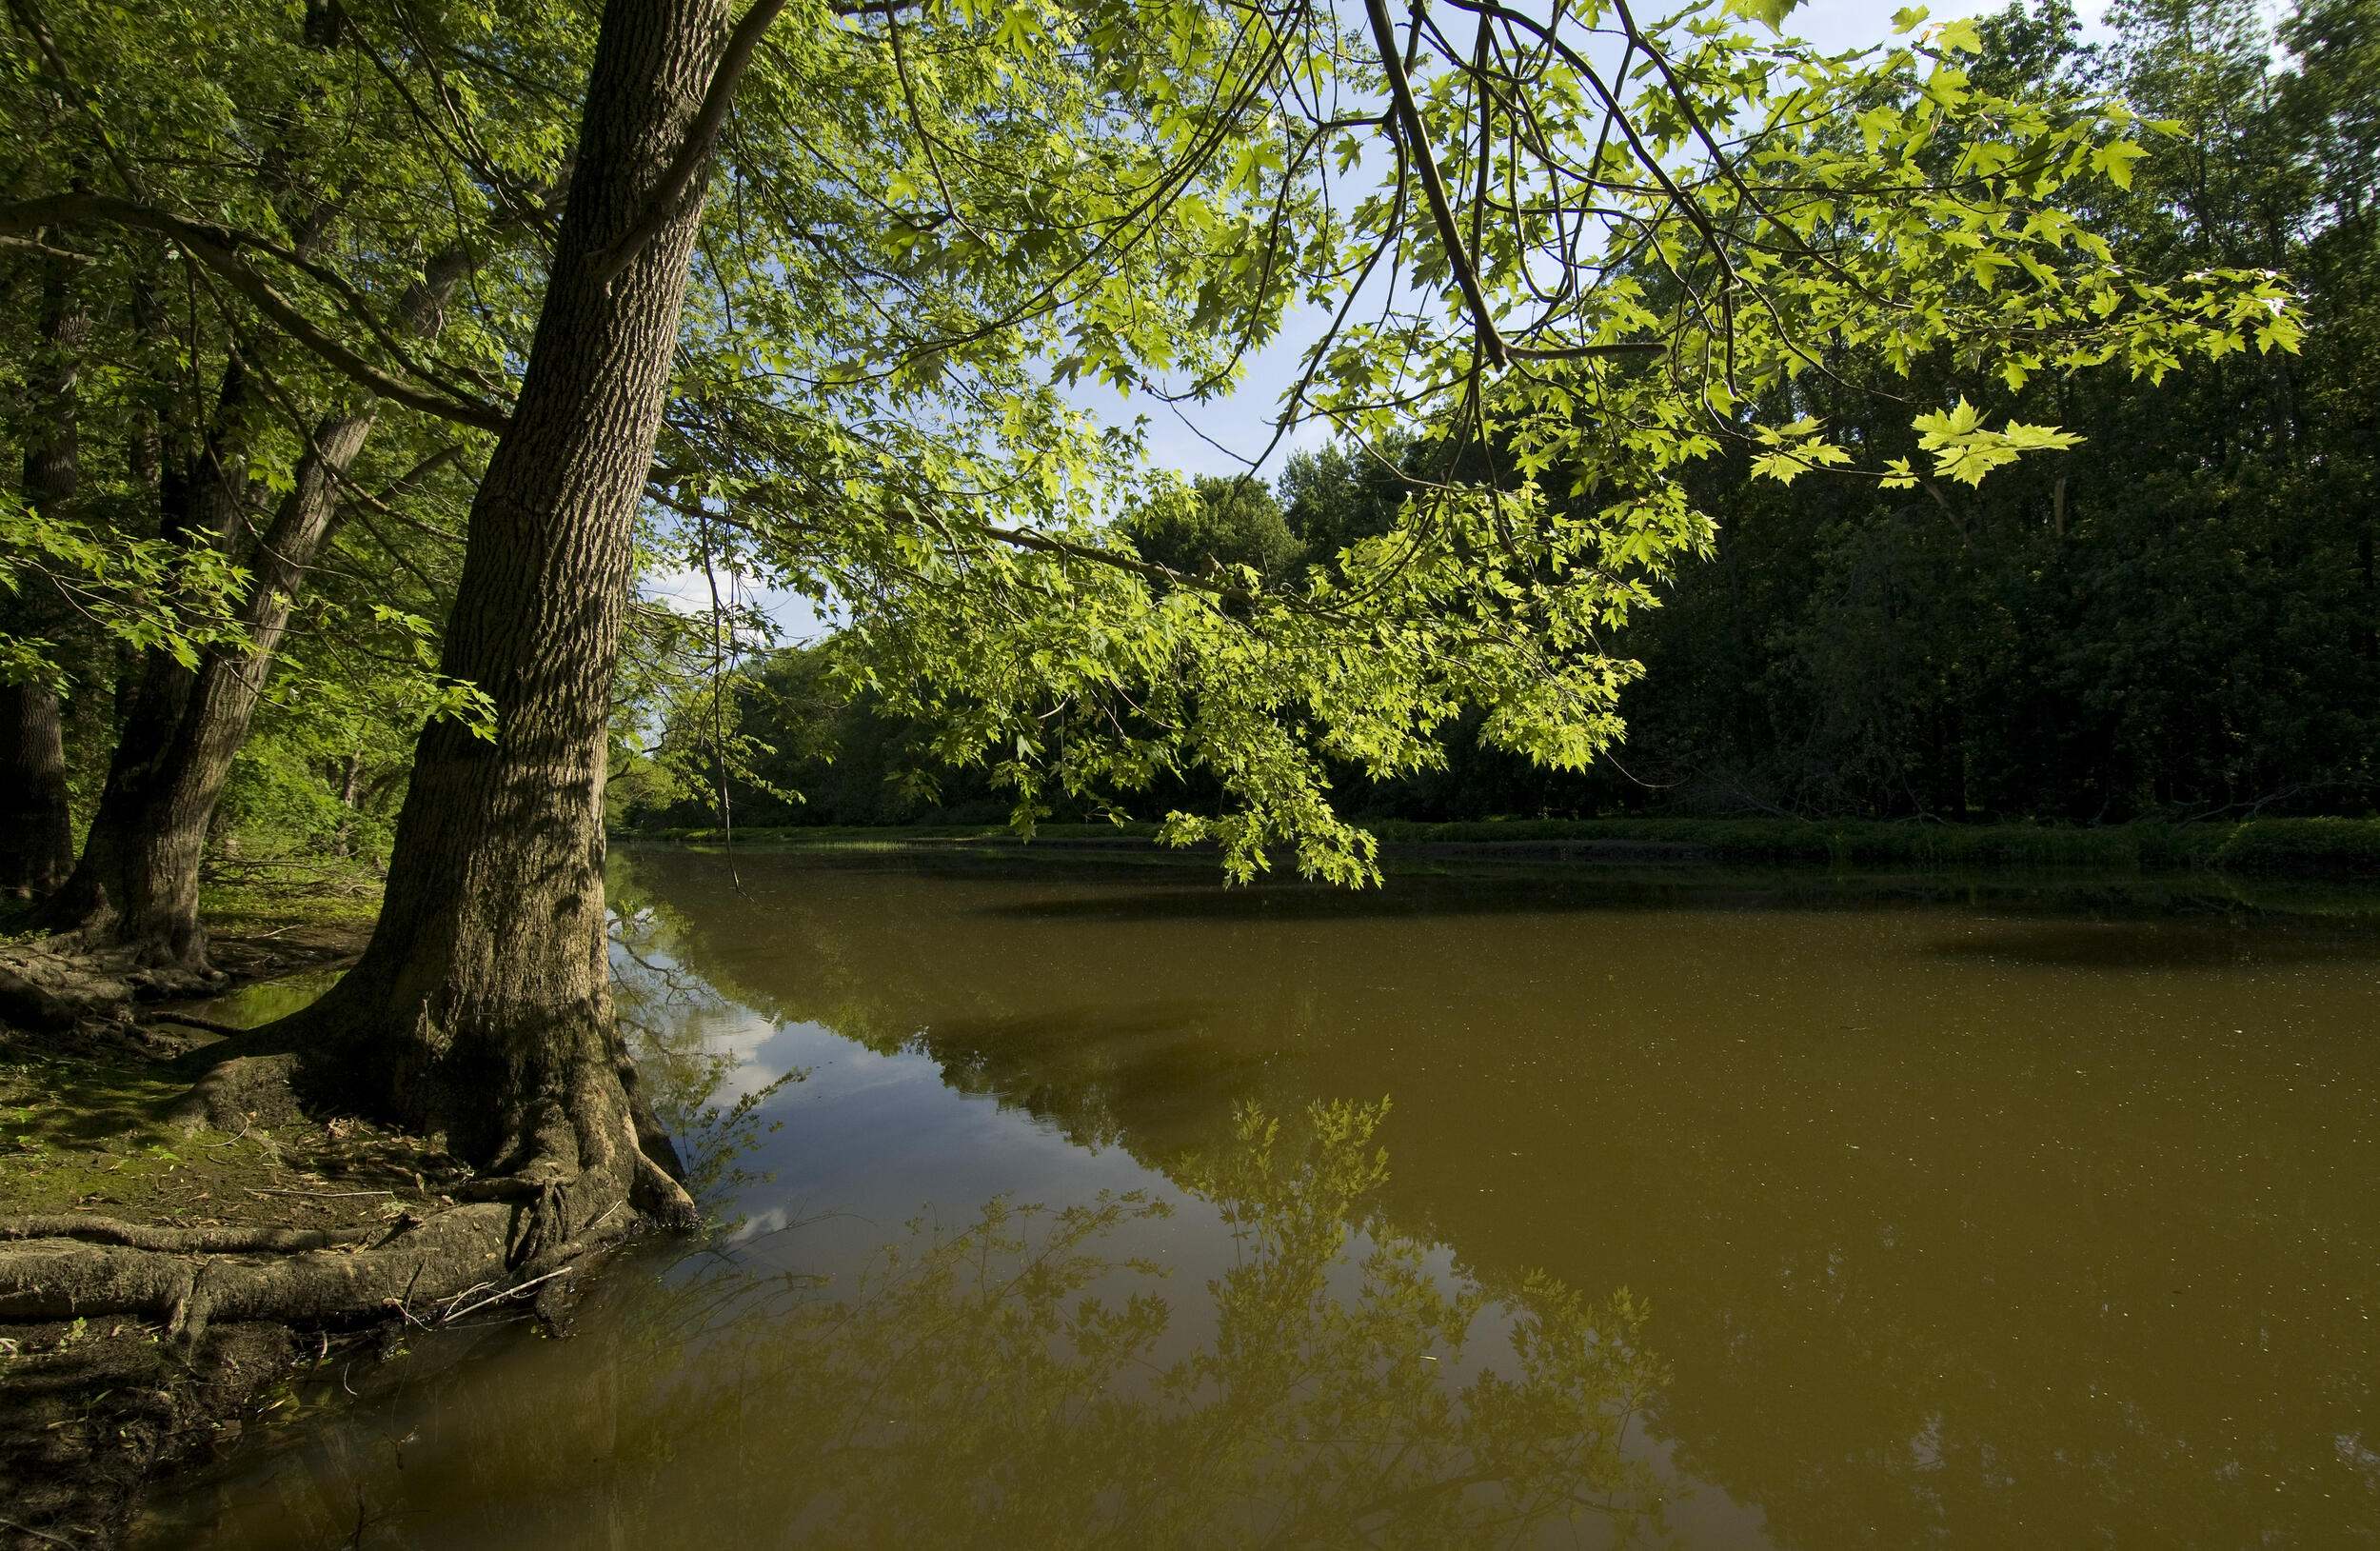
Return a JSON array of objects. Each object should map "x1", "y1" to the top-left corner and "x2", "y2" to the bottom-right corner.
[
  {"x1": 676, "y1": 0, "x2": 2291, "y2": 881},
  {"x1": 0, "y1": 0, "x2": 584, "y2": 719}
]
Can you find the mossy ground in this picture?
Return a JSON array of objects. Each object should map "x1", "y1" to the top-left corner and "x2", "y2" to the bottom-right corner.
[
  {"x1": 2, "y1": 853, "x2": 424, "y2": 1233},
  {"x1": 0, "y1": 864, "x2": 439, "y2": 1551},
  {"x1": 0, "y1": 1041, "x2": 449, "y2": 1234}
]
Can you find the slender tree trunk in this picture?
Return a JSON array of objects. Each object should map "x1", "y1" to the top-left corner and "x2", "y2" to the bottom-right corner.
[
  {"x1": 42, "y1": 354, "x2": 257, "y2": 970},
  {"x1": 287, "y1": 0, "x2": 725, "y2": 1242},
  {"x1": 50, "y1": 251, "x2": 470, "y2": 971},
  {"x1": 332, "y1": 745, "x2": 365, "y2": 857},
  {"x1": 0, "y1": 259, "x2": 89, "y2": 899}
]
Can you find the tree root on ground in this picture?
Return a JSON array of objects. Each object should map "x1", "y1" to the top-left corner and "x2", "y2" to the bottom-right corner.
[
  {"x1": 3, "y1": 1202, "x2": 499, "y2": 1342},
  {"x1": 0, "y1": 1216, "x2": 376, "y2": 1254},
  {"x1": 165, "y1": 1050, "x2": 304, "y2": 1134},
  {"x1": 0, "y1": 945, "x2": 137, "y2": 1033},
  {"x1": 1, "y1": 1049, "x2": 686, "y2": 1348},
  {"x1": 0, "y1": 935, "x2": 226, "y2": 1025}
]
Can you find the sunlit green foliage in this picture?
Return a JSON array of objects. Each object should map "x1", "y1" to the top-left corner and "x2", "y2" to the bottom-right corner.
[
  {"x1": 689, "y1": 0, "x2": 2291, "y2": 881},
  {"x1": 675, "y1": 0, "x2": 2368, "y2": 837},
  {"x1": 6, "y1": 0, "x2": 2295, "y2": 877}
]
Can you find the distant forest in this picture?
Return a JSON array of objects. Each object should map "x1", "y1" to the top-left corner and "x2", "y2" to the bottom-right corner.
[{"x1": 620, "y1": 0, "x2": 2379, "y2": 833}]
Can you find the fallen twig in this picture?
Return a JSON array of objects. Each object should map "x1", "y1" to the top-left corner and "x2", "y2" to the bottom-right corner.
[
  {"x1": 149, "y1": 1012, "x2": 248, "y2": 1037},
  {"x1": 440, "y1": 1264, "x2": 576, "y2": 1323}
]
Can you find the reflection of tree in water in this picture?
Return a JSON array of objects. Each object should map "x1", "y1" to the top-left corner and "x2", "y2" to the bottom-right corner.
[
  {"x1": 599, "y1": 849, "x2": 2380, "y2": 1551},
  {"x1": 607, "y1": 1101, "x2": 1666, "y2": 1548},
  {"x1": 181, "y1": 1104, "x2": 1671, "y2": 1550}
]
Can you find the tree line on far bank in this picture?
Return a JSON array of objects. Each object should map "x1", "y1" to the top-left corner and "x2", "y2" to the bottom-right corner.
[{"x1": 622, "y1": 0, "x2": 2379, "y2": 837}]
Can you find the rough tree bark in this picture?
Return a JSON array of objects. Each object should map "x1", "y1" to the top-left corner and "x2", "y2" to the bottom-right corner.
[
  {"x1": 0, "y1": 258, "x2": 89, "y2": 900},
  {"x1": 2, "y1": 0, "x2": 729, "y2": 1337},
  {"x1": 46, "y1": 249, "x2": 471, "y2": 975},
  {"x1": 276, "y1": 0, "x2": 731, "y2": 1239}
]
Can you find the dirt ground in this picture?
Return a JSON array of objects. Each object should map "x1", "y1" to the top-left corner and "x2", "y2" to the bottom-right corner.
[{"x1": 0, "y1": 880, "x2": 468, "y2": 1551}]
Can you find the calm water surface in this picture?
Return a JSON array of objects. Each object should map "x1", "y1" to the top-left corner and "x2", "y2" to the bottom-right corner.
[{"x1": 140, "y1": 849, "x2": 2380, "y2": 1548}]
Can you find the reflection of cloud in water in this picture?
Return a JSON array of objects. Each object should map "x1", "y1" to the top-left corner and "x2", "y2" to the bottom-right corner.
[{"x1": 147, "y1": 1103, "x2": 1742, "y2": 1551}]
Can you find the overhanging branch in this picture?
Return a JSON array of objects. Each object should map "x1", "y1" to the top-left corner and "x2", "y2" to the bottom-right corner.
[{"x1": 0, "y1": 193, "x2": 512, "y2": 434}]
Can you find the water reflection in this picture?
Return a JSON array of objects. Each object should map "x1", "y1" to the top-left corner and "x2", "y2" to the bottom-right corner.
[
  {"x1": 142, "y1": 1102, "x2": 1676, "y2": 1548},
  {"x1": 140, "y1": 849, "x2": 2380, "y2": 1548}
]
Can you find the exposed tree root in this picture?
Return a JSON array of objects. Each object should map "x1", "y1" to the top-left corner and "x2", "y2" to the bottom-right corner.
[
  {"x1": 0, "y1": 1195, "x2": 640, "y2": 1349},
  {"x1": 165, "y1": 1050, "x2": 303, "y2": 1135},
  {"x1": 0, "y1": 1216, "x2": 376, "y2": 1254},
  {"x1": 0, "y1": 944, "x2": 135, "y2": 1032},
  {"x1": 0, "y1": 918, "x2": 360, "y2": 1042},
  {"x1": 1, "y1": 1036, "x2": 690, "y2": 1351}
]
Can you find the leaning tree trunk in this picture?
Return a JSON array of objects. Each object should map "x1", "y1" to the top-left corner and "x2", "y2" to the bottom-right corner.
[
  {"x1": 280, "y1": 0, "x2": 728, "y2": 1250},
  {"x1": 0, "y1": 258, "x2": 89, "y2": 899},
  {"x1": 49, "y1": 250, "x2": 472, "y2": 974}
]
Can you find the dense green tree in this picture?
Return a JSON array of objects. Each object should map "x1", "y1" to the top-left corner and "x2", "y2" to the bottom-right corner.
[
  {"x1": 1276, "y1": 442, "x2": 1408, "y2": 564},
  {"x1": 0, "y1": 0, "x2": 574, "y2": 968},
  {"x1": 1566, "y1": 0, "x2": 2380, "y2": 822},
  {"x1": 1119, "y1": 474, "x2": 1301, "y2": 582}
]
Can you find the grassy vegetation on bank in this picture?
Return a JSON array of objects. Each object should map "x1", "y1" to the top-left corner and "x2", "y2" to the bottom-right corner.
[{"x1": 619, "y1": 815, "x2": 2380, "y2": 877}]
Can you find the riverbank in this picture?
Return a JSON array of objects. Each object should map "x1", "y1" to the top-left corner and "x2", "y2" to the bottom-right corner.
[
  {"x1": 620, "y1": 815, "x2": 2380, "y2": 877},
  {"x1": 0, "y1": 863, "x2": 400, "y2": 1548}
]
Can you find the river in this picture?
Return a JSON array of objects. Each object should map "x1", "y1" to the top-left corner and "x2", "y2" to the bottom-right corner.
[{"x1": 137, "y1": 846, "x2": 2380, "y2": 1548}]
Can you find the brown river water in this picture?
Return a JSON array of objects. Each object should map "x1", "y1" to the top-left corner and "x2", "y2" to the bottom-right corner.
[{"x1": 137, "y1": 847, "x2": 2380, "y2": 1548}]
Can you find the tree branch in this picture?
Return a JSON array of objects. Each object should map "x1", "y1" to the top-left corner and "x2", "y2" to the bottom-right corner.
[
  {"x1": 1363, "y1": 0, "x2": 1510, "y2": 368},
  {"x1": 587, "y1": 0, "x2": 790, "y2": 288},
  {"x1": 0, "y1": 192, "x2": 511, "y2": 433}
]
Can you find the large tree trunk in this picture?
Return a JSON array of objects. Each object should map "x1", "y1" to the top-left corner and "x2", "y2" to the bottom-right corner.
[
  {"x1": 0, "y1": 259, "x2": 89, "y2": 899},
  {"x1": 0, "y1": 0, "x2": 720, "y2": 1355},
  {"x1": 49, "y1": 250, "x2": 470, "y2": 973},
  {"x1": 284, "y1": 0, "x2": 727, "y2": 1244}
]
